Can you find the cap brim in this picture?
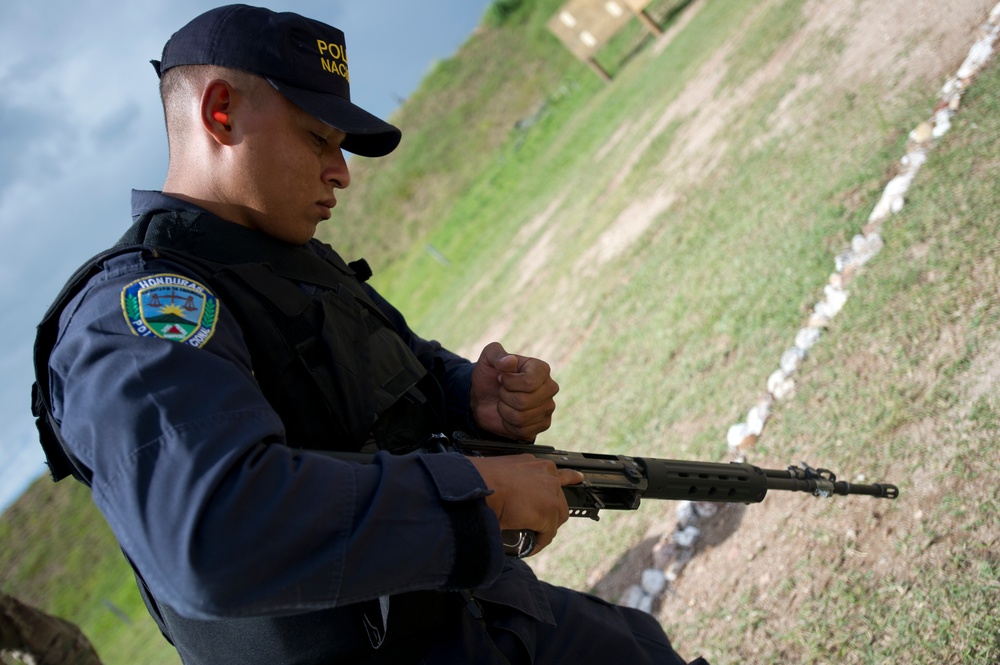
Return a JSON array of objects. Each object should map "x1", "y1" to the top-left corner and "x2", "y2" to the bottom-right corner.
[{"x1": 268, "y1": 79, "x2": 401, "y2": 158}]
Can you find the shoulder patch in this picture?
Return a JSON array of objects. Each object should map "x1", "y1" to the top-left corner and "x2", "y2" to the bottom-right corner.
[{"x1": 121, "y1": 274, "x2": 219, "y2": 348}]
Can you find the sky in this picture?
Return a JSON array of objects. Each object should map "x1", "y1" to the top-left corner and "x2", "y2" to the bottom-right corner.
[{"x1": 0, "y1": 0, "x2": 493, "y2": 512}]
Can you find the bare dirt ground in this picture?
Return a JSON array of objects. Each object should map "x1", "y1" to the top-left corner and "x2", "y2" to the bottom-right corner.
[
  {"x1": 460, "y1": 0, "x2": 998, "y2": 362},
  {"x1": 554, "y1": 0, "x2": 1000, "y2": 660}
]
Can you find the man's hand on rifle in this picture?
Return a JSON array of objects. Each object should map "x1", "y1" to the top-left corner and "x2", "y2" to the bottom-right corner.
[
  {"x1": 469, "y1": 454, "x2": 585, "y2": 554},
  {"x1": 470, "y1": 341, "x2": 559, "y2": 441}
]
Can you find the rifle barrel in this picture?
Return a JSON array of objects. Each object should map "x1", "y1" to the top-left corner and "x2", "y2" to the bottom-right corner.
[
  {"x1": 637, "y1": 457, "x2": 899, "y2": 503},
  {"x1": 762, "y1": 468, "x2": 899, "y2": 498}
]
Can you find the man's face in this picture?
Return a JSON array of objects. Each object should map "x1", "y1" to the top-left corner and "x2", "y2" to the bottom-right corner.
[{"x1": 228, "y1": 86, "x2": 351, "y2": 245}]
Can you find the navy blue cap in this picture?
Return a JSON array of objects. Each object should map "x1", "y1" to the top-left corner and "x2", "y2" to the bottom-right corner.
[{"x1": 152, "y1": 4, "x2": 401, "y2": 157}]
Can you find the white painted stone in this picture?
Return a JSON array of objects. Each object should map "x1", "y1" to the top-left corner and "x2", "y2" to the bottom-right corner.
[
  {"x1": 780, "y1": 346, "x2": 805, "y2": 374},
  {"x1": 794, "y1": 327, "x2": 822, "y2": 352},
  {"x1": 767, "y1": 368, "x2": 794, "y2": 400},
  {"x1": 932, "y1": 107, "x2": 953, "y2": 138},
  {"x1": 620, "y1": 585, "x2": 646, "y2": 610},
  {"x1": 641, "y1": 568, "x2": 667, "y2": 596},
  {"x1": 675, "y1": 500, "x2": 698, "y2": 526},
  {"x1": 675, "y1": 525, "x2": 701, "y2": 548},
  {"x1": 746, "y1": 401, "x2": 770, "y2": 435},
  {"x1": 957, "y1": 36, "x2": 997, "y2": 79},
  {"x1": 726, "y1": 423, "x2": 751, "y2": 450},
  {"x1": 693, "y1": 501, "x2": 719, "y2": 518}
]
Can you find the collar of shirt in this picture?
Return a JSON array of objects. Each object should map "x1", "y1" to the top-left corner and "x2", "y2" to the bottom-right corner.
[{"x1": 131, "y1": 189, "x2": 212, "y2": 221}]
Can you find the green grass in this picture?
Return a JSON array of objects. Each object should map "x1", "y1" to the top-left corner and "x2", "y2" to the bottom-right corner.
[
  {"x1": 4, "y1": 0, "x2": 999, "y2": 661},
  {"x1": 1, "y1": 479, "x2": 180, "y2": 664},
  {"x1": 664, "y1": 54, "x2": 1000, "y2": 663},
  {"x1": 719, "y1": 0, "x2": 810, "y2": 92}
]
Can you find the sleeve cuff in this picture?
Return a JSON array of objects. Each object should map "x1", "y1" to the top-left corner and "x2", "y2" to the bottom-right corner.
[
  {"x1": 418, "y1": 452, "x2": 502, "y2": 589},
  {"x1": 418, "y1": 450, "x2": 491, "y2": 501}
]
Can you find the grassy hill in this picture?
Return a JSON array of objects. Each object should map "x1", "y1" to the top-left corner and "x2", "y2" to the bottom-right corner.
[{"x1": 4, "y1": 0, "x2": 999, "y2": 662}]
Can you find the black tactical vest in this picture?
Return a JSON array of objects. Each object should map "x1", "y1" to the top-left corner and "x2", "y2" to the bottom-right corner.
[{"x1": 31, "y1": 210, "x2": 462, "y2": 663}]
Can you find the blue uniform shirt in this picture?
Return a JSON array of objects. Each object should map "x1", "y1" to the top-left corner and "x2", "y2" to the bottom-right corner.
[{"x1": 47, "y1": 191, "x2": 505, "y2": 619}]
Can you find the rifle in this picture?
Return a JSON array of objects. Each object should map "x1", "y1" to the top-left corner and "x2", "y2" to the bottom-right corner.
[{"x1": 315, "y1": 432, "x2": 899, "y2": 557}]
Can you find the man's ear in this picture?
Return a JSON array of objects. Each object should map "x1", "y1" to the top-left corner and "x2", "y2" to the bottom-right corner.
[{"x1": 201, "y1": 80, "x2": 236, "y2": 144}]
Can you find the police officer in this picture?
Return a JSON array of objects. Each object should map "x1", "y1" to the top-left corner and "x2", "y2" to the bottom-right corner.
[{"x1": 33, "y1": 5, "x2": 705, "y2": 664}]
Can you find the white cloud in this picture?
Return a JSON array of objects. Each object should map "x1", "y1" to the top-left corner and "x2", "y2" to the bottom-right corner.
[{"x1": 0, "y1": 0, "x2": 492, "y2": 513}]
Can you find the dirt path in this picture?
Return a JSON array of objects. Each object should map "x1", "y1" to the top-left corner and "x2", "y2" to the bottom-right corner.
[{"x1": 561, "y1": 0, "x2": 1000, "y2": 658}]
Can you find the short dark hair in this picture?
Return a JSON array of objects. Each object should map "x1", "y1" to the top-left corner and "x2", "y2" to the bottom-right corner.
[{"x1": 159, "y1": 65, "x2": 265, "y2": 149}]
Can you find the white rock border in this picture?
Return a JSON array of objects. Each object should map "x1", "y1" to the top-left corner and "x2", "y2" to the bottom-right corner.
[{"x1": 620, "y1": 1, "x2": 1000, "y2": 613}]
